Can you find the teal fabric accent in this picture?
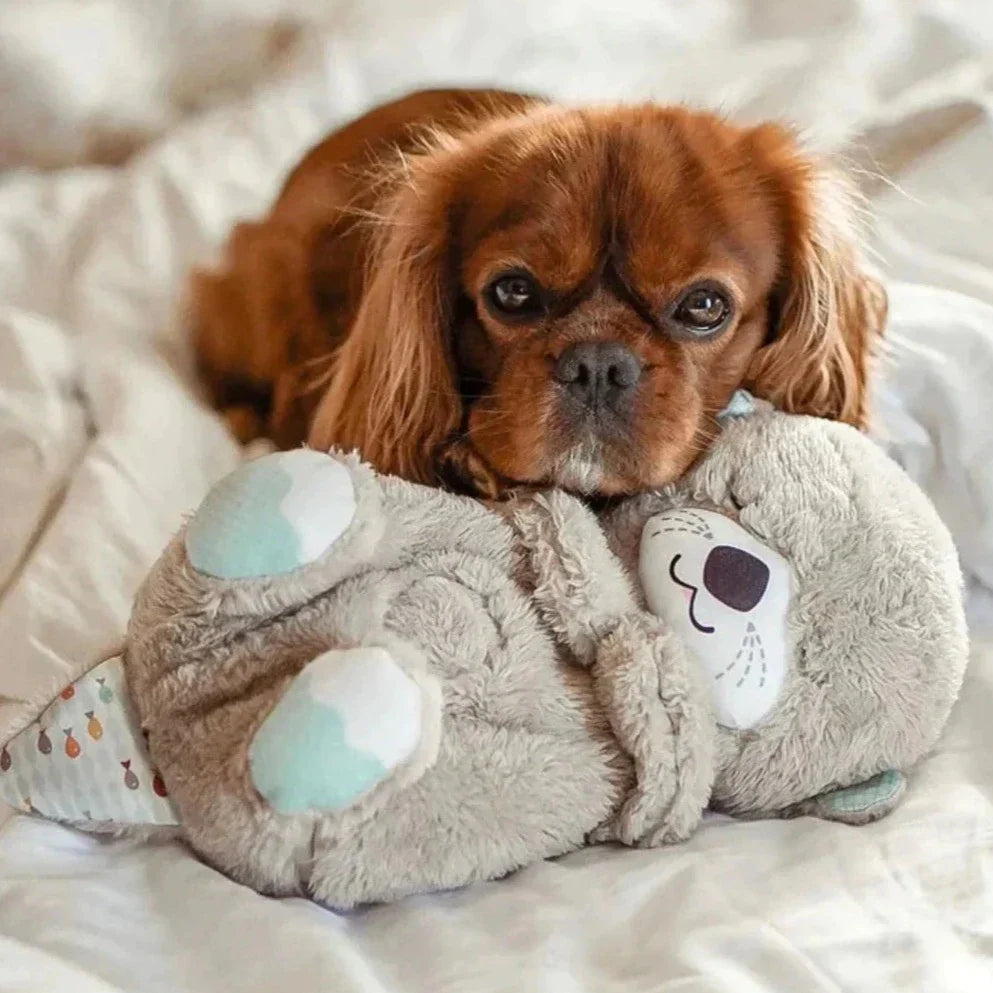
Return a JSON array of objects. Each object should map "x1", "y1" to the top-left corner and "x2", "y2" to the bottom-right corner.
[
  {"x1": 717, "y1": 389, "x2": 756, "y2": 422},
  {"x1": 0, "y1": 656, "x2": 180, "y2": 826},
  {"x1": 186, "y1": 455, "x2": 303, "y2": 578},
  {"x1": 250, "y1": 668, "x2": 389, "y2": 815},
  {"x1": 822, "y1": 770, "x2": 905, "y2": 815}
]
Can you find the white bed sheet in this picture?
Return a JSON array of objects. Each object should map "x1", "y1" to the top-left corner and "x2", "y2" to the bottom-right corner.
[
  {"x1": 1, "y1": 635, "x2": 992, "y2": 993},
  {"x1": 2, "y1": 1, "x2": 993, "y2": 990}
]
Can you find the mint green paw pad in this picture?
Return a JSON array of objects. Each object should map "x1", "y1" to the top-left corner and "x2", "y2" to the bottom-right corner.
[
  {"x1": 250, "y1": 648, "x2": 426, "y2": 815},
  {"x1": 807, "y1": 770, "x2": 907, "y2": 825},
  {"x1": 185, "y1": 450, "x2": 355, "y2": 579}
]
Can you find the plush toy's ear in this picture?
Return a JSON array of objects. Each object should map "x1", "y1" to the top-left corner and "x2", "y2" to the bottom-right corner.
[{"x1": 782, "y1": 770, "x2": 907, "y2": 826}]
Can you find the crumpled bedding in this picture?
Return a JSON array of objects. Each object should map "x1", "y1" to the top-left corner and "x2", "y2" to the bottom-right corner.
[{"x1": 1, "y1": 1, "x2": 993, "y2": 990}]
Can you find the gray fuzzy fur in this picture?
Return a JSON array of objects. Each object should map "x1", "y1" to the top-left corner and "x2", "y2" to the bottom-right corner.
[
  {"x1": 604, "y1": 404, "x2": 968, "y2": 817},
  {"x1": 124, "y1": 407, "x2": 968, "y2": 908}
]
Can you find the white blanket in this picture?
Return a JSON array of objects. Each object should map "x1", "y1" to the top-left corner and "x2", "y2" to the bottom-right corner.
[{"x1": 2, "y1": 1, "x2": 993, "y2": 990}]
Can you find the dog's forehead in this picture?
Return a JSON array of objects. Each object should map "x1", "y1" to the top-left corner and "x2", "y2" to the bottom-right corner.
[
  {"x1": 610, "y1": 118, "x2": 786, "y2": 292},
  {"x1": 458, "y1": 109, "x2": 785, "y2": 294}
]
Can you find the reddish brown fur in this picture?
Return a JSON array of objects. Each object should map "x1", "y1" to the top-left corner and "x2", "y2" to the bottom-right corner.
[{"x1": 191, "y1": 89, "x2": 887, "y2": 496}]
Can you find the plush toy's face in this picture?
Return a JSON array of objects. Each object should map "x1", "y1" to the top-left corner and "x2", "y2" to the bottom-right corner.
[{"x1": 639, "y1": 508, "x2": 792, "y2": 730}]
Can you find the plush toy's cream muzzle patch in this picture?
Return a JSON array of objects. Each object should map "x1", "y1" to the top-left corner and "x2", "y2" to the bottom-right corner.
[{"x1": 640, "y1": 508, "x2": 792, "y2": 731}]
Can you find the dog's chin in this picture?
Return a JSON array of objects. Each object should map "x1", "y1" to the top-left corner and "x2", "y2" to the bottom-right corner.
[
  {"x1": 466, "y1": 420, "x2": 700, "y2": 498},
  {"x1": 543, "y1": 405, "x2": 696, "y2": 497},
  {"x1": 548, "y1": 440, "x2": 606, "y2": 495},
  {"x1": 545, "y1": 435, "x2": 701, "y2": 498}
]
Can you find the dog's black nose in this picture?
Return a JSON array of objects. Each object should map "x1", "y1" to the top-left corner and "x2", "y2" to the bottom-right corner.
[
  {"x1": 703, "y1": 545, "x2": 770, "y2": 612},
  {"x1": 554, "y1": 342, "x2": 641, "y2": 412}
]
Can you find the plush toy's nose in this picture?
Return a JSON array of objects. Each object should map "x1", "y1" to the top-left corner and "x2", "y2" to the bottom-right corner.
[{"x1": 703, "y1": 545, "x2": 770, "y2": 612}]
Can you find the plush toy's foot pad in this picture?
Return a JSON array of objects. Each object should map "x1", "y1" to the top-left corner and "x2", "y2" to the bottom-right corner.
[
  {"x1": 186, "y1": 450, "x2": 355, "y2": 579},
  {"x1": 791, "y1": 770, "x2": 907, "y2": 826},
  {"x1": 250, "y1": 648, "x2": 431, "y2": 815}
]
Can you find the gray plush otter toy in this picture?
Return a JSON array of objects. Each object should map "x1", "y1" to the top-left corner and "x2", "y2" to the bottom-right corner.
[{"x1": 2, "y1": 397, "x2": 967, "y2": 909}]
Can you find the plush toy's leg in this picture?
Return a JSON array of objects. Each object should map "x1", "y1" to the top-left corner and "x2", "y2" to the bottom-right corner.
[
  {"x1": 249, "y1": 642, "x2": 441, "y2": 817},
  {"x1": 186, "y1": 449, "x2": 359, "y2": 579},
  {"x1": 183, "y1": 448, "x2": 383, "y2": 618},
  {"x1": 509, "y1": 490, "x2": 716, "y2": 846}
]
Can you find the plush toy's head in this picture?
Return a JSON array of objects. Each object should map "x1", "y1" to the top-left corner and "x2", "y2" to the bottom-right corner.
[
  {"x1": 610, "y1": 398, "x2": 969, "y2": 819},
  {"x1": 641, "y1": 507, "x2": 792, "y2": 731}
]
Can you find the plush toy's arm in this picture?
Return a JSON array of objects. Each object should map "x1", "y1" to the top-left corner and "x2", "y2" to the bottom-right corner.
[
  {"x1": 589, "y1": 611, "x2": 716, "y2": 846},
  {"x1": 509, "y1": 491, "x2": 715, "y2": 844},
  {"x1": 508, "y1": 491, "x2": 640, "y2": 665}
]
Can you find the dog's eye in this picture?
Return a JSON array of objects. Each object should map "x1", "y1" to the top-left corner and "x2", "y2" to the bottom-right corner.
[
  {"x1": 671, "y1": 285, "x2": 732, "y2": 335},
  {"x1": 488, "y1": 272, "x2": 541, "y2": 317}
]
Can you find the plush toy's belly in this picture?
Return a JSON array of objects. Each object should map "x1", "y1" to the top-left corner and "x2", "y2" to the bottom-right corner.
[
  {"x1": 301, "y1": 709, "x2": 626, "y2": 909},
  {"x1": 295, "y1": 553, "x2": 630, "y2": 907},
  {"x1": 135, "y1": 548, "x2": 628, "y2": 909},
  {"x1": 255, "y1": 560, "x2": 629, "y2": 907},
  {"x1": 382, "y1": 551, "x2": 612, "y2": 735}
]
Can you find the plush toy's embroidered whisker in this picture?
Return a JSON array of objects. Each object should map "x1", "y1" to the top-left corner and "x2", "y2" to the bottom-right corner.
[
  {"x1": 723, "y1": 629, "x2": 768, "y2": 689},
  {"x1": 665, "y1": 512, "x2": 712, "y2": 532},
  {"x1": 715, "y1": 645, "x2": 746, "y2": 680}
]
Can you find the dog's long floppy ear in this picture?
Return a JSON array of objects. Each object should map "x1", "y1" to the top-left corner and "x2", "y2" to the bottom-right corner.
[
  {"x1": 746, "y1": 136, "x2": 888, "y2": 430},
  {"x1": 308, "y1": 161, "x2": 463, "y2": 483}
]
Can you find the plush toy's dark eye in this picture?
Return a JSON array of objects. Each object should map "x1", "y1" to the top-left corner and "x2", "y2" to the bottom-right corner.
[
  {"x1": 671, "y1": 285, "x2": 732, "y2": 335},
  {"x1": 488, "y1": 272, "x2": 541, "y2": 316}
]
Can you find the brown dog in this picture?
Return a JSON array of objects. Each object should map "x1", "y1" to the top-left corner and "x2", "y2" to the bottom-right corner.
[{"x1": 191, "y1": 88, "x2": 886, "y2": 497}]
